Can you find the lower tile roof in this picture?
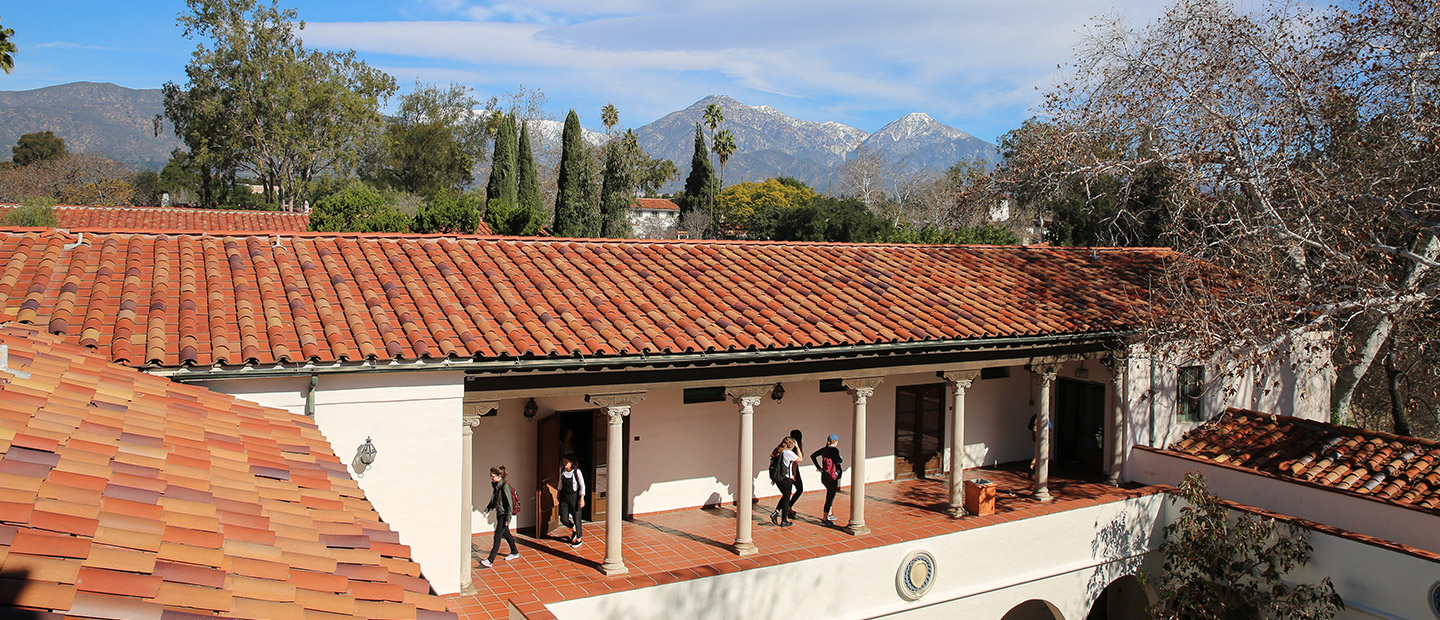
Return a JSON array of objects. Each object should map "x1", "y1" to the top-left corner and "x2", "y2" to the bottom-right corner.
[
  {"x1": 0, "y1": 204, "x2": 495, "y2": 235},
  {"x1": 1165, "y1": 408, "x2": 1440, "y2": 512},
  {"x1": 0, "y1": 230, "x2": 1178, "y2": 368},
  {"x1": 632, "y1": 198, "x2": 679, "y2": 212},
  {"x1": 0, "y1": 322, "x2": 455, "y2": 618}
]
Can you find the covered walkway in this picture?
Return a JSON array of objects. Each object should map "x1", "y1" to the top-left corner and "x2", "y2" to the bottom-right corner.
[{"x1": 445, "y1": 466, "x2": 1161, "y2": 620}]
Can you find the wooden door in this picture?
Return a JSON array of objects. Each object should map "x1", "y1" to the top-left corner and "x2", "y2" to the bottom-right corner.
[
  {"x1": 1056, "y1": 379, "x2": 1107, "y2": 474},
  {"x1": 894, "y1": 383, "x2": 945, "y2": 480},
  {"x1": 536, "y1": 414, "x2": 561, "y2": 537}
]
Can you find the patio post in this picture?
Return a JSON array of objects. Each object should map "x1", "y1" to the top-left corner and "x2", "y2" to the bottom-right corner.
[
  {"x1": 726, "y1": 385, "x2": 773, "y2": 556},
  {"x1": 1032, "y1": 366, "x2": 1057, "y2": 502},
  {"x1": 585, "y1": 392, "x2": 647, "y2": 576},
  {"x1": 940, "y1": 370, "x2": 980, "y2": 517},
  {"x1": 1107, "y1": 355, "x2": 1127, "y2": 485},
  {"x1": 460, "y1": 400, "x2": 496, "y2": 594},
  {"x1": 843, "y1": 377, "x2": 884, "y2": 536}
]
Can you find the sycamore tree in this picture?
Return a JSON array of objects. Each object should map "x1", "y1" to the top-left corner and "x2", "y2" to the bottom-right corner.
[
  {"x1": 1008, "y1": 0, "x2": 1440, "y2": 426},
  {"x1": 165, "y1": 0, "x2": 395, "y2": 209},
  {"x1": 1150, "y1": 473, "x2": 1343, "y2": 620},
  {"x1": 364, "y1": 82, "x2": 489, "y2": 198}
]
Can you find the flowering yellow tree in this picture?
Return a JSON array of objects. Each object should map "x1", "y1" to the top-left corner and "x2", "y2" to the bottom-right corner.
[{"x1": 717, "y1": 178, "x2": 819, "y2": 229}]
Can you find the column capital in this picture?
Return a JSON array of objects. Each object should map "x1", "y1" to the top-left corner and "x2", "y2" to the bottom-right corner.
[
  {"x1": 586, "y1": 392, "x2": 646, "y2": 410},
  {"x1": 1028, "y1": 364, "x2": 1059, "y2": 380},
  {"x1": 725, "y1": 384, "x2": 773, "y2": 402},
  {"x1": 462, "y1": 400, "x2": 497, "y2": 424},
  {"x1": 939, "y1": 370, "x2": 981, "y2": 390},
  {"x1": 843, "y1": 376, "x2": 883, "y2": 400}
]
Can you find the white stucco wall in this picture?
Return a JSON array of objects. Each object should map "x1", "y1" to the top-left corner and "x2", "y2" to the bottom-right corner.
[
  {"x1": 195, "y1": 370, "x2": 468, "y2": 595},
  {"x1": 547, "y1": 494, "x2": 1167, "y2": 620},
  {"x1": 1131, "y1": 448, "x2": 1440, "y2": 556}
]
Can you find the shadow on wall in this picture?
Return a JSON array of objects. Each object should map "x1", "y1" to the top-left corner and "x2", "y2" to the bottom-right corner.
[
  {"x1": 1084, "y1": 511, "x2": 1156, "y2": 604},
  {"x1": 1001, "y1": 599, "x2": 1065, "y2": 620},
  {"x1": 0, "y1": 569, "x2": 42, "y2": 619}
]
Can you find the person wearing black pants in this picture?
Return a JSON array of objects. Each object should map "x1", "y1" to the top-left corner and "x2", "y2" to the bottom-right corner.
[
  {"x1": 787, "y1": 429, "x2": 805, "y2": 519},
  {"x1": 769, "y1": 436, "x2": 799, "y2": 527},
  {"x1": 557, "y1": 454, "x2": 586, "y2": 547},
  {"x1": 481, "y1": 465, "x2": 519, "y2": 568},
  {"x1": 811, "y1": 434, "x2": 844, "y2": 523}
]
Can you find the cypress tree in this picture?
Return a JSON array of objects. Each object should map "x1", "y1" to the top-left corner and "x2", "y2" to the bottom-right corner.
[
  {"x1": 600, "y1": 139, "x2": 635, "y2": 238},
  {"x1": 516, "y1": 121, "x2": 541, "y2": 214},
  {"x1": 485, "y1": 112, "x2": 518, "y2": 210},
  {"x1": 682, "y1": 123, "x2": 714, "y2": 219},
  {"x1": 553, "y1": 109, "x2": 589, "y2": 237}
]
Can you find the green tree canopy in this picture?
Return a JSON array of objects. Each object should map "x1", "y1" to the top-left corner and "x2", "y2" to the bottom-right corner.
[
  {"x1": 412, "y1": 188, "x2": 483, "y2": 234},
  {"x1": 515, "y1": 121, "x2": 542, "y2": 215},
  {"x1": 12, "y1": 131, "x2": 67, "y2": 167},
  {"x1": 599, "y1": 133, "x2": 638, "y2": 238},
  {"x1": 681, "y1": 124, "x2": 714, "y2": 220},
  {"x1": 308, "y1": 181, "x2": 410, "y2": 233},
  {"x1": 165, "y1": 0, "x2": 396, "y2": 208},
  {"x1": 364, "y1": 82, "x2": 488, "y2": 198},
  {"x1": 0, "y1": 18, "x2": 16, "y2": 75}
]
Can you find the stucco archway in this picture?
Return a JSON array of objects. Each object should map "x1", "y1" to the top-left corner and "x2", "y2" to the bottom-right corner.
[
  {"x1": 1001, "y1": 599, "x2": 1065, "y2": 620},
  {"x1": 1086, "y1": 575, "x2": 1154, "y2": 620}
]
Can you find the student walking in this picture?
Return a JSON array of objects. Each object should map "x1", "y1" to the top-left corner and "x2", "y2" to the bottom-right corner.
[
  {"x1": 558, "y1": 454, "x2": 586, "y2": 548},
  {"x1": 811, "y1": 434, "x2": 845, "y2": 523},
  {"x1": 787, "y1": 429, "x2": 804, "y2": 519},
  {"x1": 768, "y1": 436, "x2": 799, "y2": 527},
  {"x1": 481, "y1": 465, "x2": 520, "y2": 568}
]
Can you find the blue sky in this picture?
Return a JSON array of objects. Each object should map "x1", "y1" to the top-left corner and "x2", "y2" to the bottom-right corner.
[{"x1": 1, "y1": 0, "x2": 1168, "y2": 143}]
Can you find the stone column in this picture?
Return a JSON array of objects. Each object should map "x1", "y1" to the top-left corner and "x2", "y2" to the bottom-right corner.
[
  {"x1": 1108, "y1": 356, "x2": 1128, "y2": 485},
  {"x1": 940, "y1": 371, "x2": 980, "y2": 517},
  {"x1": 843, "y1": 377, "x2": 883, "y2": 536},
  {"x1": 726, "y1": 385, "x2": 772, "y2": 556},
  {"x1": 459, "y1": 400, "x2": 496, "y2": 594},
  {"x1": 1032, "y1": 366, "x2": 1057, "y2": 502},
  {"x1": 585, "y1": 392, "x2": 646, "y2": 576}
]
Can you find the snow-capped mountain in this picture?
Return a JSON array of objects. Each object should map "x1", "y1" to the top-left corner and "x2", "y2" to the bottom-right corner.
[{"x1": 631, "y1": 96, "x2": 999, "y2": 191}]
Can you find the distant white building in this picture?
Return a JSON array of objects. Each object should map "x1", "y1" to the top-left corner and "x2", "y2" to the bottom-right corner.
[{"x1": 630, "y1": 198, "x2": 681, "y2": 239}]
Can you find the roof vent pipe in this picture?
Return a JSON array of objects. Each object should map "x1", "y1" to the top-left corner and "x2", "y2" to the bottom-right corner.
[
  {"x1": 63, "y1": 232, "x2": 89, "y2": 251},
  {"x1": 0, "y1": 345, "x2": 33, "y2": 380}
]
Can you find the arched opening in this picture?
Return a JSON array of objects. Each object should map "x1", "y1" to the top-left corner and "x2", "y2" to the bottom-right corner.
[
  {"x1": 1086, "y1": 575, "x2": 1154, "y2": 620},
  {"x1": 1001, "y1": 599, "x2": 1065, "y2": 620}
]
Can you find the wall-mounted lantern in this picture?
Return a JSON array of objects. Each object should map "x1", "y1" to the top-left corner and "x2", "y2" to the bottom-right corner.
[
  {"x1": 353, "y1": 437, "x2": 377, "y2": 478},
  {"x1": 524, "y1": 398, "x2": 539, "y2": 420},
  {"x1": 771, "y1": 383, "x2": 786, "y2": 402}
]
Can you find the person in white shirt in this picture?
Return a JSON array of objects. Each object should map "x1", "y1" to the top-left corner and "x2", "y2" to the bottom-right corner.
[
  {"x1": 768, "y1": 436, "x2": 799, "y2": 528},
  {"x1": 558, "y1": 454, "x2": 586, "y2": 547}
]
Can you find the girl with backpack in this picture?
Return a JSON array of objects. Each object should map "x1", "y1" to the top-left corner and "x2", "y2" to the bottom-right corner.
[
  {"x1": 768, "y1": 436, "x2": 799, "y2": 528},
  {"x1": 787, "y1": 429, "x2": 805, "y2": 519},
  {"x1": 810, "y1": 434, "x2": 844, "y2": 524},
  {"x1": 481, "y1": 465, "x2": 520, "y2": 568}
]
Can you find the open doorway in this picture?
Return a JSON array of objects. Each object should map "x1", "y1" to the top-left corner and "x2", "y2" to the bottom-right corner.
[
  {"x1": 894, "y1": 383, "x2": 945, "y2": 480},
  {"x1": 1056, "y1": 378, "x2": 1107, "y2": 474},
  {"x1": 537, "y1": 410, "x2": 628, "y2": 538}
]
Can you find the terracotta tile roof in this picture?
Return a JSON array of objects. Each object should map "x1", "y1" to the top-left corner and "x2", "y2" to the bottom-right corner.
[
  {"x1": 0, "y1": 322, "x2": 455, "y2": 618},
  {"x1": 0, "y1": 229, "x2": 1177, "y2": 367},
  {"x1": 0, "y1": 205, "x2": 495, "y2": 236},
  {"x1": 632, "y1": 198, "x2": 679, "y2": 212},
  {"x1": 1, "y1": 204, "x2": 312, "y2": 233},
  {"x1": 1166, "y1": 408, "x2": 1440, "y2": 513}
]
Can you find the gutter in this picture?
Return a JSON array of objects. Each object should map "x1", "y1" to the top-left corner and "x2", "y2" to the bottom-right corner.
[{"x1": 155, "y1": 331, "x2": 1131, "y2": 383}]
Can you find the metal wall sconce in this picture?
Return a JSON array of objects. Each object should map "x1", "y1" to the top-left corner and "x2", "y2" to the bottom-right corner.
[
  {"x1": 771, "y1": 383, "x2": 785, "y2": 401},
  {"x1": 1075, "y1": 367, "x2": 1089, "y2": 379},
  {"x1": 524, "y1": 398, "x2": 539, "y2": 420},
  {"x1": 353, "y1": 437, "x2": 377, "y2": 478}
]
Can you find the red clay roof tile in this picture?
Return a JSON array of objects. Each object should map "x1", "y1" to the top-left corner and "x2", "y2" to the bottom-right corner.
[
  {"x1": 0, "y1": 231, "x2": 1175, "y2": 368},
  {"x1": 0, "y1": 323, "x2": 453, "y2": 618},
  {"x1": 1166, "y1": 408, "x2": 1440, "y2": 515}
]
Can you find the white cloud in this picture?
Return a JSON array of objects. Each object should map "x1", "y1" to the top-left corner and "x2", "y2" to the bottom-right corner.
[
  {"x1": 32, "y1": 41, "x2": 116, "y2": 51},
  {"x1": 301, "y1": 0, "x2": 1167, "y2": 134}
]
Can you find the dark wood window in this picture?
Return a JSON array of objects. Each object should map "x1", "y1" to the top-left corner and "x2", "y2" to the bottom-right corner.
[
  {"x1": 980, "y1": 366, "x2": 1009, "y2": 380},
  {"x1": 683, "y1": 386, "x2": 726, "y2": 404},
  {"x1": 1177, "y1": 366, "x2": 1204, "y2": 422},
  {"x1": 819, "y1": 378, "x2": 845, "y2": 393}
]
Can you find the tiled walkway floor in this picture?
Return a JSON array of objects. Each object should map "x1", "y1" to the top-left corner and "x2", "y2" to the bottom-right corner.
[{"x1": 444, "y1": 466, "x2": 1160, "y2": 620}]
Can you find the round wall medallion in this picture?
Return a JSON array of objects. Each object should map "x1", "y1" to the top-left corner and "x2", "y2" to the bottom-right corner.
[
  {"x1": 896, "y1": 550, "x2": 937, "y2": 601},
  {"x1": 1429, "y1": 580, "x2": 1440, "y2": 619}
]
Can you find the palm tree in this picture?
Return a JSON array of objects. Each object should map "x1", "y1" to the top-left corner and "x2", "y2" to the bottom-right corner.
[
  {"x1": 701, "y1": 103, "x2": 725, "y2": 227},
  {"x1": 601, "y1": 103, "x2": 619, "y2": 134},
  {"x1": 711, "y1": 129, "x2": 736, "y2": 230},
  {"x1": 0, "y1": 19, "x2": 16, "y2": 75}
]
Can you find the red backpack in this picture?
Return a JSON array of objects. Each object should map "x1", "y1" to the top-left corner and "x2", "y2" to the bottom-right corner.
[
  {"x1": 821, "y1": 455, "x2": 840, "y2": 482},
  {"x1": 508, "y1": 484, "x2": 521, "y2": 516}
]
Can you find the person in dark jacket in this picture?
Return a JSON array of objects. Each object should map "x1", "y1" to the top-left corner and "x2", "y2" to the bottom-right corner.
[
  {"x1": 811, "y1": 434, "x2": 845, "y2": 523},
  {"x1": 481, "y1": 465, "x2": 519, "y2": 568}
]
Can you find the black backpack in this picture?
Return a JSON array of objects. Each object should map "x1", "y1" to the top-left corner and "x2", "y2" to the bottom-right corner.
[{"x1": 768, "y1": 453, "x2": 785, "y2": 484}]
